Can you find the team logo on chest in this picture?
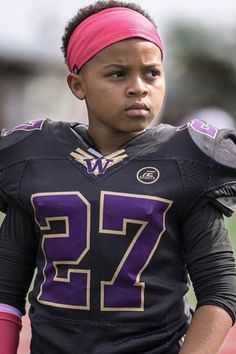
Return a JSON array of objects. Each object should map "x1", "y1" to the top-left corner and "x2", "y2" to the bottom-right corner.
[{"x1": 70, "y1": 147, "x2": 127, "y2": 175}]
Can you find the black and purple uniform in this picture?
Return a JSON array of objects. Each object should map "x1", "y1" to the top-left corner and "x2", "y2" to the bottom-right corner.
[{"x1": 0, "y1": 119, "x2": 236, "y2": 353}]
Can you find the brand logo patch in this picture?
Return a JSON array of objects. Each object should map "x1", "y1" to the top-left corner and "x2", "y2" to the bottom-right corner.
[{"x1": 137, "y1": 167, "x2": 160, "y2": 184}]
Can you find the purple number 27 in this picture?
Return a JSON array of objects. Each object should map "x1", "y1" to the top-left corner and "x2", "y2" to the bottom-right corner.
[{"x1": 32, "y1": 191, "x2": 172, "y2": 311}]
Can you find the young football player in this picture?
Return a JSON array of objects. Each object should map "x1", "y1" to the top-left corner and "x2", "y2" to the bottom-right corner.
[{"x1": 0, "y1": 1, "x2": 236, "y2": 353}]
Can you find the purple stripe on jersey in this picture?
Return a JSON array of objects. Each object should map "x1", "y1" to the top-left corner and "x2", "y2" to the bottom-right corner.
[{"x1": 2, "y1": 119, "x2": 45, "y2": 136}]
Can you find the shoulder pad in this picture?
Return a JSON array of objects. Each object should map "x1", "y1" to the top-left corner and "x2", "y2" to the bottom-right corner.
[
  {"x1": 177, "y1": 119, "x2": 236, "y2": 169},
  {"x1": 0, "y1": 119, "x2": 47, "y2": 168},
  {"x1": 0, "y1": 119, "x2": 45, "y2": 145},
  {"x1": 153, "y1": 123, "x2": 177, "y2": 137},
  {"x1": 142, "y1": 123, "x2": 177, "y2": 151}
]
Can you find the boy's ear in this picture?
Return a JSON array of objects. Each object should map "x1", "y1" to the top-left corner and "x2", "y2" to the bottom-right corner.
[{"x1": 67, "y1": 73, "x2": 86, "y2": 100}]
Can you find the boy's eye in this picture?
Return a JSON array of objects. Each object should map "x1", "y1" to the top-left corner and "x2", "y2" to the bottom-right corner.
[
  {"x1": 145, "y1": 70, "x2": 160, "y2": 78},
  {"x1": 108, "y1": 71, "x2": 125, "y2": 78}
]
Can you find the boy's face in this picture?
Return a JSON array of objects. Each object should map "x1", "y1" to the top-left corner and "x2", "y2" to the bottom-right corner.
[{"x1": 68, "y1": 38, "x2": 165, "y2": 137}]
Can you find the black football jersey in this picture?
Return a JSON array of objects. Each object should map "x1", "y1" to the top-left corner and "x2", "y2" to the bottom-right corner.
[{"x1": 0, "y1": 118, "x2": 236, "y2": 354}]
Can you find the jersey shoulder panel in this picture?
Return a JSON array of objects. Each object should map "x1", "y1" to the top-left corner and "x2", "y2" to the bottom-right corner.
[
  {"x1": 0, "y1": 119, "x2": 46, "y2": 146},
  {"x1": 213, "y1": 129, "x2": 236, "y2": 169},
  {"x1": 131, "y1": 123, "x2": 178, "y2": 157},
  {"x1": 149, "y1": 123, "x2": 177, "y2": 142},
  {"x1": 177, "y1": 119, "x2": 236, "y2": 169},
  {"x1": 0, "y1": 118, "x2": 72, "y2": 212},
  {"x1": 176, "y1": 119, "x2": 236, "y2": 215},
  {"x1": 0, "y1": 119, "x2": 70, "y2": 168},
  {"x1": 0, "y1": 119, "x2": 46, "y2": 166}
]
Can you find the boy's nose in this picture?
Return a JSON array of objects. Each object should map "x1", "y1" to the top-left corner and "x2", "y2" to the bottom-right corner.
[{"x1": 126, "y1": 78, "x2": 148, "y2": 97}]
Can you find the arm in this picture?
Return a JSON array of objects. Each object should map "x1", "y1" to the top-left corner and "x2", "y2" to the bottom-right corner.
[
  {"x1": 181, "y1": 201, "x2": 236, "y2": 353},
  {"x1": 179, "y1": 305, "x2": 232, "y2": 354},
  {"x1": 0, "y1": 205, "x2": 38, "y2": 353},
  {"x1": 0, "y1": 312, "x2": 21, "y2": 354}
]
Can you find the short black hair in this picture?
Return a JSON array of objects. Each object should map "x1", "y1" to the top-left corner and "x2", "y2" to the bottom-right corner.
[{"x1": 61, "y1": 0, "x2": 156, "y2": 67}]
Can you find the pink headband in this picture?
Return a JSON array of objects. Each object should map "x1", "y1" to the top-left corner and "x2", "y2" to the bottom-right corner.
[{"x1": 67, "y1": 7, "x2": 163, "y2": 73}]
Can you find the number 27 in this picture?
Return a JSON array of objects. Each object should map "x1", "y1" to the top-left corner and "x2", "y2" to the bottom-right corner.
[{"x1": 32, "y1": 191, "x2": 172, "y2": 311}]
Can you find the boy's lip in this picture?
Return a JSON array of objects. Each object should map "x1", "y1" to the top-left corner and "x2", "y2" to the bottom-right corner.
[{"x1": 125, "y1": 102, "x2": 150, "y2": 111}]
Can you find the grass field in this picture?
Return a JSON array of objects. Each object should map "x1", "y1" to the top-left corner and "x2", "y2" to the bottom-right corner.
[{"x1": 225, "y1": 216, "x2": 236, "y2": 254}]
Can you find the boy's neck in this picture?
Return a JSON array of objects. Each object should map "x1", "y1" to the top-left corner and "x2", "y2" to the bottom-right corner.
[{"x1": 87, "y1": 127, "x2": 145, "y2": 156}]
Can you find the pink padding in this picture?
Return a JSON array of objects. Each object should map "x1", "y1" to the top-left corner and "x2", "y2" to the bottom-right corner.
[
  {"x1": 67, "y1": 7, "x2": 163, "y2": 72},
  {"x1": 0, "y1": 312, "x2": 22, "y2": 354}
]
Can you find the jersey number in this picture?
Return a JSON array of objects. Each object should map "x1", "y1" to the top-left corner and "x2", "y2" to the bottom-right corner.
[{"x1": 32, "y1": 192, "x2": 172, "y2": 311}]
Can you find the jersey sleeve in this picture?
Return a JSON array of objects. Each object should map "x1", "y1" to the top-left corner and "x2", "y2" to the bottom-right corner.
[
  {"x1": 0, "y1": 120, "x2": 47, "y2": 311},
  {"x1": 181, "y1": 198, "x2": 236, "y2": 324},
  {"x1": 0, "y1": 205, "x2": 38, "y2": 315}
]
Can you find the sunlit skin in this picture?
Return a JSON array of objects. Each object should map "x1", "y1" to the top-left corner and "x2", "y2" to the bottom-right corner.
[{"x1": 67, "y1": 39, "x2": 165, "y2": 155}]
